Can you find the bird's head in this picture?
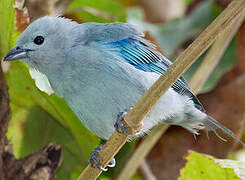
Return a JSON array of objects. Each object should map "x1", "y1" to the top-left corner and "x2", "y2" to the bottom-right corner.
[{"x1": 4, "y1": 16, "x2": 78, "y2": 73}]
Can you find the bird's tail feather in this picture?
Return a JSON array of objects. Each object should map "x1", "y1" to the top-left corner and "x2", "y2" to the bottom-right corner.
[{"x1": 203, "y1": 116, "x2": 245, "y2": 147}]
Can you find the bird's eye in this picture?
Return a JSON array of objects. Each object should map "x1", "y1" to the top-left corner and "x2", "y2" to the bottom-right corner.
[{"x1": 34, "y1": 36, "x2": 44, "y2": 45}]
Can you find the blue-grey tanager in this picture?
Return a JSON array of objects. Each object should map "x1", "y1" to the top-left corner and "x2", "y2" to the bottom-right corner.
[{"x1": 4, "y1": 16, "x2": 245, "y2": 170}]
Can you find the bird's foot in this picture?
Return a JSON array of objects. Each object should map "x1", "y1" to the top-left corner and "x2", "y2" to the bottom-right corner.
[
  {"x1": 89, "y1": 144, "x2": 116, "y2": 171},
  {"x1": 114, "y1": 111, "x2": 129, "y2": 136}
]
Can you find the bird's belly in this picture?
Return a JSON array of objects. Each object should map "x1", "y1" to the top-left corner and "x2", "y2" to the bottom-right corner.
[
  {"x1": 63, "y1": 73, "x2": 145, "y2": 139},
  {"x1": 64, "y1": 78, "x2": 187, "y2": 139},
  {"x1": 60, "y1": 61, "x2": 191, "y2": 139}
]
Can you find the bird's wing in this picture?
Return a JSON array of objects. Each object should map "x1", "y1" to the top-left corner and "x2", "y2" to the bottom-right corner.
[{"x1": 85, "y1": 23, "x2": 205, "y2": 112}]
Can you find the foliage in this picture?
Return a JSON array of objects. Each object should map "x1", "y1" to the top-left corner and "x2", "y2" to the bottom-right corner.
[
  {"x1": 0, "y1": 0, "x2": 17, "y2": 57},
  {"x1": 7, "y1": 62, "x2": 99, "y2": 179},
  {"x1": 179, "y1": 151, "x2": 243, "y2": 180}
]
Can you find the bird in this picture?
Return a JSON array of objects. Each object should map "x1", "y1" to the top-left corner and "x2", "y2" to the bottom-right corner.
[{"x1": 4, "y1": 16, "x2": 245, "y2": 171}]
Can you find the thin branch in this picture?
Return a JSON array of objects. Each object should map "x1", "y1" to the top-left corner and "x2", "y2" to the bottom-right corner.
[
  {"x1": 116, "y1": 12, "x2": 245, "y2": 180},
  {"x1": 189, "y1": 12, "x2": 245, "y2": 94},
  {"x1": 78, "y1": 1, "x2": 245, "y2": 179},
  {"x1": 117, "y1": 124, "x2": 168, "y2": 180}
]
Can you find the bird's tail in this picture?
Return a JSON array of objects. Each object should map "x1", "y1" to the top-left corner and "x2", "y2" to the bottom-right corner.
[{"x1": 203, "y1": 116, "x2": 245, "y2": 147}]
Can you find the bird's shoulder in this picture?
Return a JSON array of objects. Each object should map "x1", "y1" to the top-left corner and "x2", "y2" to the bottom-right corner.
[{"x1": 76, "y1": 22, "x2": 143, "y2": 43}]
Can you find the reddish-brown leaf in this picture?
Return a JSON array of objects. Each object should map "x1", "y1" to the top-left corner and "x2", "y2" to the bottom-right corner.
[{"x1": 14, "y1": 0, "x2": 30, "y2": 33}]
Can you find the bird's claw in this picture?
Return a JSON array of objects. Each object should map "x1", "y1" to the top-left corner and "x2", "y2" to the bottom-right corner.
[
  {"x1": 89, "y1": 144, "x2": 116, "y2": 171},
  {"x1": 107, "y1": 158, "x2": 116, "y2": 168},
  {"x1": 114, "y1": 111, "x2": 129, "y2": 136},
  {"x1": 89, "y1": 145, "x2": 107, "y2": 171}
]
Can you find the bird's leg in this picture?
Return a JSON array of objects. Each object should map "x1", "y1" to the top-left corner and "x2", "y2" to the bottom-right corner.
[
  {"x1": 114, "y1": 111, "x2": 129, "y2": 136},
  {"x1": 89, "y1": 110, "x2": 130, "y2": 171},
  {"x1": 89, "y1": 144, "x2": 116, "y2": 171}
]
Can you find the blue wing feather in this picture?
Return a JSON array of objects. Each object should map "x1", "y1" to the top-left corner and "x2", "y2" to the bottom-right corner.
[{"x1": 96, "y1": 37, "x2": 205, "y2": 112}]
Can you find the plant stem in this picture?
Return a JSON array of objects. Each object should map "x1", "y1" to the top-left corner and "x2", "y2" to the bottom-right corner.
[
  {"x1": 117, "y1": 124, "x2": 168, "y2": 180},
  {"x1": 116, "y1": 13, "x2": 245, "y2": 180},
  {"x1": 77, "y1": 0, "x2": 245, "y2": 179}
]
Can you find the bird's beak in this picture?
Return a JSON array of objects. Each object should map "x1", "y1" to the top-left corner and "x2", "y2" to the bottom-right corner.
[{"x1": 3, "y1": 46, "x2": 31, "y2": 61}]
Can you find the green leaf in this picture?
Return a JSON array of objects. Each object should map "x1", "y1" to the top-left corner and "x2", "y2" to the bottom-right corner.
[
  {"x1": 67, "y1": 0, "x2": 126, "y2": 22},
  {"x1": 5, "y1": 61, "x2": 101, "y2": 179},
  {"x1": 178, "y1": 151, "x2": 241, "y2": 180},
  {"x1": 214, "y1": 159, "x2": 245, "y2": 179},
  {"x1": 8, "y1": 105, "x2": 83, "y2": 179},
  {"x1": 0, "y1": 0, "x2": 17, "y2": 57},
  {"x1": 6, "y1": 62, "x2": 100, "y2": 160}
]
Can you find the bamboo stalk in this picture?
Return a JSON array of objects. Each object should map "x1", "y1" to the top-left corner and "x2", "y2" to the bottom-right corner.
[
  {"x1": 116, "y1": 12, "x2": 245, "y2": 180},
  {"x1": 78, "y1": 1, "x2": 245, "y2": 179}
]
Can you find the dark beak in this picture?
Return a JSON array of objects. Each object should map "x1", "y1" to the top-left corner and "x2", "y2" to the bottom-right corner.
[{"x1": 3, "y1": 46, "x2": 31, "y2": 61}]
